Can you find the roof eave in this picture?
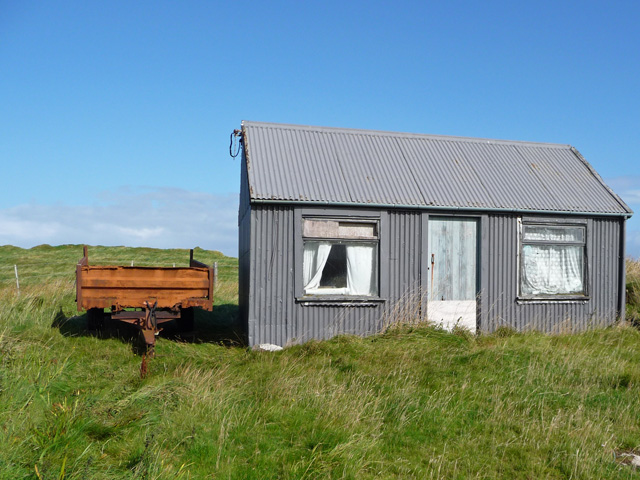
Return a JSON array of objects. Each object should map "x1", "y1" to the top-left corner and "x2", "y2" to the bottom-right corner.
[{"x1": 249, "y1": 198, "x2": 633, "y2": 218}]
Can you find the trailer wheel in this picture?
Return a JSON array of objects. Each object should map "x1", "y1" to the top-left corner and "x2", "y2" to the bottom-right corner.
[
  {"x1": 177, "y1": 307, "x2": 195, "y2": 332},
  {"x1": 87, "y1": 308, "x2": 104, "y2": 330}
]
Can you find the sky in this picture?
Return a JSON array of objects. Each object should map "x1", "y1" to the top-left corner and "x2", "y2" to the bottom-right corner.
[{"x1": 1, "y1": 0, "x2": 639, "y2": 258}]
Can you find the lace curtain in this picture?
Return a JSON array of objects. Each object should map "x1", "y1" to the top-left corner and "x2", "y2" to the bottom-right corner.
[{"x1": 521, "y1": 244, "x2": 583, "y2": 295}]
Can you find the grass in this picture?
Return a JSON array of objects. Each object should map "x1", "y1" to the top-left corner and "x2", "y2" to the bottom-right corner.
[
  {"x1": 1, "y1": 246, "x2": 640, "y2": 478},
  {"x1": 627, "y1": 258, "x2": 640, "y2": 324},
  {"x1": 0, "y1": 244, "x2": 238, "y2": 288}
]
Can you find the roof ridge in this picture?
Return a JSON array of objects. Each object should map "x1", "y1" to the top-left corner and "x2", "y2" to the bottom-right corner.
[{"x1": 241, "y1": 120, "x2": 572, "y2": 149}]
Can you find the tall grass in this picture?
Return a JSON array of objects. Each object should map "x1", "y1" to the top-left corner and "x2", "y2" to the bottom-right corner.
[
  {"x1": 626, "y1": 257, "x2": 640, "y2": 324},
  {"x1": 2, "y1": 246, "x2": 640, "y2": 478}
]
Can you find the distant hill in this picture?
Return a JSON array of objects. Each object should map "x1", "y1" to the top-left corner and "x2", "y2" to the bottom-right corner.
[{"x1": 0, "y1": 244, "x2": 237, "y2": 288}]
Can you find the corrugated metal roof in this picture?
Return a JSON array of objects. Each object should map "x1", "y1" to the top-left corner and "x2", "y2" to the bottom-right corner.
[{"x1": 241, "y1": 121, "x2": 632, "y2": 216}]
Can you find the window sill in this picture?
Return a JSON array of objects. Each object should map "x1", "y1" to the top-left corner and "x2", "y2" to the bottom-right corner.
[
  {"x1": 296, "y1": 295, "x2": 385, "y2": 306},
  {"x1": 517, "y1": 296, "x2": 590, "y2": 304}
]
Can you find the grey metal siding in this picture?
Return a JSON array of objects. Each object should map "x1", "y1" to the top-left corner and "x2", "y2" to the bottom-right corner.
[
  {"x1": 238, "y1": 204, "x2": 251, "y2": 341},
  {"x1": 244, "y1": 202, "x2": 623, "y2": 346},
  {"x1": 388, "y1": 211, "x2": 422, "y2": 304},
  {"x1": 483, "y1": 216, "x2": 621, "y2": 332},
  {"x1": 247, "y1": 205, "x2": 295, "y2": 346},
  {"x1": 238, "y1": 150, "x2": 252, "y2": 340},
  {"x1": 247, "y1": 206, "x2": 427, "y2": 346},
  {"x1": 294, "y1": 305, "x2": 382, "y2": 343},
  {"x1": 382, "y1": 210, "x2": 423, "y2": 328},
  {"x1": 484, "y1": 215, "x2": 518, "y2": 330},
  {"x1": 239, "y1": 150, "x2": 251, "y2": 222},
  {"x1": 589, "y1": 217, "x2": 622, "y2": 325}
]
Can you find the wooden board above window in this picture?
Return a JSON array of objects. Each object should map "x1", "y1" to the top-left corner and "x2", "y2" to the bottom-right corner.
[{"x1": 303, "y1": 219, "x2": 377, "y2": 239}]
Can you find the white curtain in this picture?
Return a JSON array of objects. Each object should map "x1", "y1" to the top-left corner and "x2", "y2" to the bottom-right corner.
[
  {"x1": 346, "y1": 244, "x2": 375, "y2": 295},
  {"x1": 522, "y1": 245, "x2": 583, "y2": 295},
  {"x1": 303, "y1": 242, "x2": 332, "y2": 292}
]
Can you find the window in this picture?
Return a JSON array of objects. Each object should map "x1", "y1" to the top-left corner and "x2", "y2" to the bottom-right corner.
[
  {"x1": 302, "y1": 219, "x2": 378, "y2": 297},
  {"x1": 519, "y1": 221, "x2": 587, "y2": 298}
]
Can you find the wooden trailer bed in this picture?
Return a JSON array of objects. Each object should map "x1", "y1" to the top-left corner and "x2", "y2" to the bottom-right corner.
[{"x1": 76, "y1": 246, "x2": 214, "y2": 354}]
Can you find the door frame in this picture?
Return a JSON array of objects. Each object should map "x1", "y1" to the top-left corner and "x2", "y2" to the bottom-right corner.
[{"x1": 420, "y1": 212, "x2": 486, "y2": 331}]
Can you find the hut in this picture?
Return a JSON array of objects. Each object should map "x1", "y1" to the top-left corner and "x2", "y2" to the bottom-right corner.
[{"x1": 237, "y1": 121, "x2": 632, "y2": 346}]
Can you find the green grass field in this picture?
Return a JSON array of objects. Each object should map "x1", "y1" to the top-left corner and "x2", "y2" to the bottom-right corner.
[
  {"x1": 1, "y1": 245, "x2": 640, "y2": 479},
  {"x1": 627, "y1": 258, "x2": 640, "y2": 325}
]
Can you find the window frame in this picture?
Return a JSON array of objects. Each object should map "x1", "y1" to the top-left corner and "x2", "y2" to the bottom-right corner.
[
  {"x1": 517, "y1": 217, "x2": 589, "y2": 301},
  {"x1": 295, "y1": 209, "x2": 385, "y2": 304}
]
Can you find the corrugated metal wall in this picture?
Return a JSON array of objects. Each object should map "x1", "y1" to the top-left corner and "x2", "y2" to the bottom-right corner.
[
  {"x1": 587, "y1": 217, "x2": 621, "y2": 326},
  {"x1": 483, "y1": 216, "x2": 621, "y2": 332},
  {"x1": 243, "y1": 203, "x2": 623, "y2": 346},
  {"x1": 246, "y1": 207, "x2": 426, "y2": 345},
  {"x1": 387, "y1": 211, "x2": 422, "y2": 304},
  {"x1": 247, "y1": 205, "x2": 295, "y2": 346},
  {"x1": 484, "y1": 215, "x2": 518, "y2": 329},
  {"x1": 237, "y1": 153, "x2": 252, "y2": 341},
  {"x1": 382, "y1": 210, "x2": 423, "y2": 329}
]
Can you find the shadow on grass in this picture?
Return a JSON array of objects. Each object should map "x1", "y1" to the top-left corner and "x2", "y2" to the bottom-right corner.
[{"x1": 53, "y1": 304, "x2": 244, "y2": 355}]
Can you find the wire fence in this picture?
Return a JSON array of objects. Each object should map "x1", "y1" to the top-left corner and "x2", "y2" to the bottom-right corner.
[{"x1": 0, "y1": 259, "x2": 239, "y2": 291}]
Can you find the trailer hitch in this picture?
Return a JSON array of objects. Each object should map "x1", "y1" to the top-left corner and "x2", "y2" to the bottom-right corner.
[
  {"x1": 141, "y1": 300, "x2": 160, "y2": 357},
  {"x1": 139, "y1": 301, "x2": 160, "y2": 378}
]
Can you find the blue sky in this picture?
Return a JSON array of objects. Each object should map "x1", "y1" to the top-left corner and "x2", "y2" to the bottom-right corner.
[{"x1": 1, "y1": 0, "x2": 639, "y2": 257}]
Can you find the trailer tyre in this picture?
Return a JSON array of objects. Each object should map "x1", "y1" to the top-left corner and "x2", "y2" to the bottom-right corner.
[
  {"x1": 87, "y1": 308, "x2": 104, "y2": 330},
  {"x1": 177, "y1": 307, "x2": 195, "y2": 332}
]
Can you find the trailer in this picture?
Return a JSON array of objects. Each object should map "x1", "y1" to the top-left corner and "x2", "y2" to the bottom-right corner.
[{"x1": 76, "y1": 246, "x2": 214, "y2": 355}]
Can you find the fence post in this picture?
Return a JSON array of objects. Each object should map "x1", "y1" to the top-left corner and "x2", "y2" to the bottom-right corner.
[
  {"x1": 14, "y1": 265, "x2": 20, "y2": 296},
  {"x1": 214, "y1": 262, "x2": 218, "y2": 292}
]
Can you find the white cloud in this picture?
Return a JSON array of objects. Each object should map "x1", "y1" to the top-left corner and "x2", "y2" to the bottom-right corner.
[
  {"x1": 1, "y1": 185, "x2": 639, "y2": 259},
  {"x1": 622, "y1": 190, "x2": 640, "y2": 205},
  {"x1": 628, "y1": 230, "x2": 640, "y2": 260},
  {"x1": 604, "y1": 176, "x2": 640, "y2": 206},
  {"x1": 0, "y1": 187, "x2": 239, "y2": 257}
]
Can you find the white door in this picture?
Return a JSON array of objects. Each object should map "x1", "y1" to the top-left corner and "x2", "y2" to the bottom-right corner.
[{"x1": 427, "y1": 217, "x2": 478, "y2": 332}]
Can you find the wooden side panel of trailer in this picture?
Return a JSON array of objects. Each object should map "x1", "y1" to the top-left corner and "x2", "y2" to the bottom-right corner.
[{"x1": 76, "y1": 247, "x2": 214, "y2": 312}]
